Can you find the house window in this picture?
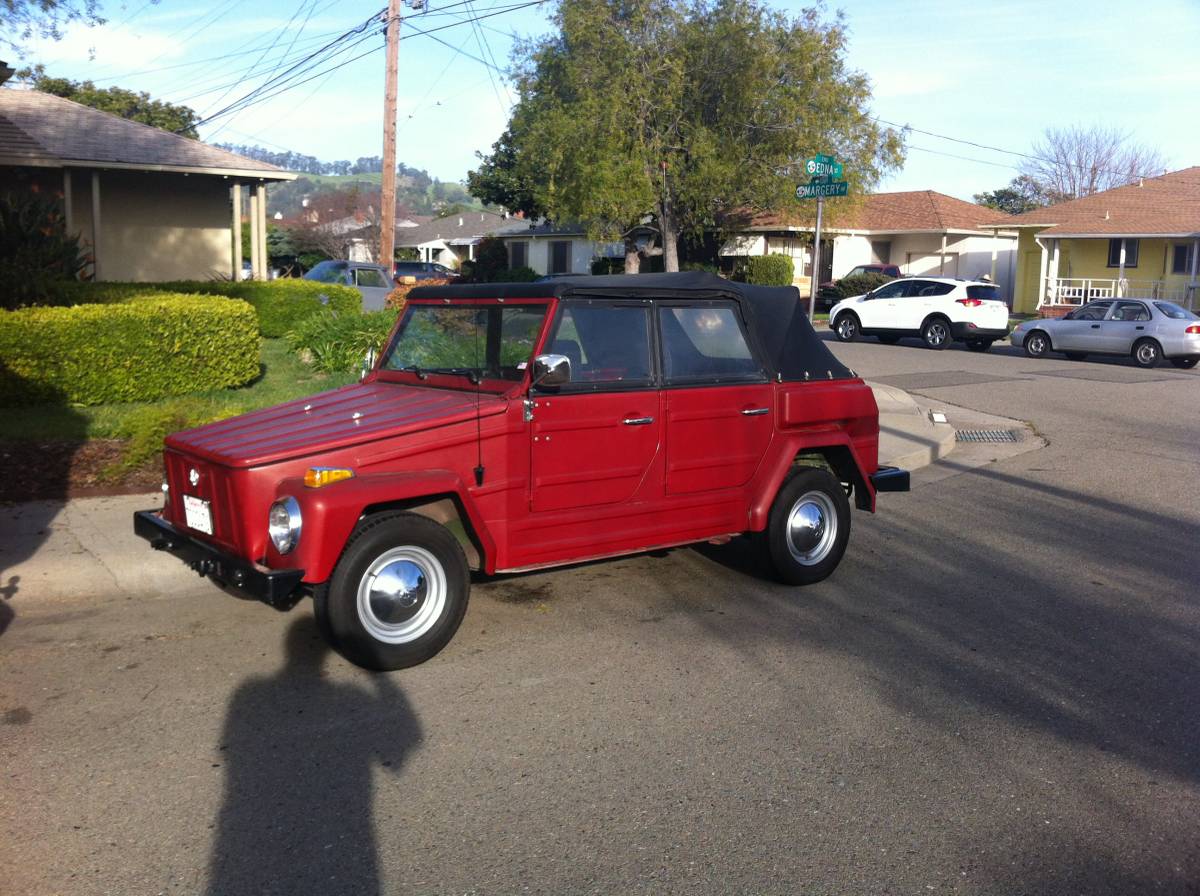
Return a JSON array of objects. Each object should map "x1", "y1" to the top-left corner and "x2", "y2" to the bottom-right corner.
[
  {"x1": 549, "y1": 240, "x2": 571, "y2": 274},
  {"x1": 509, "y1": 241, "x2": 528, "y2": 269},
  {"x1": 1107, "y1": 238, "x2": 1139, "y2": 268},
  {"x1": 1172, "y1": 243, "x2": 1196, "y2": 275}
]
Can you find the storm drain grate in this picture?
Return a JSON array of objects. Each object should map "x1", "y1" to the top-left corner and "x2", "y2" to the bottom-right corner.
[{"x1": 955, "y1": 429, "x2": 1020, "y2": 443}]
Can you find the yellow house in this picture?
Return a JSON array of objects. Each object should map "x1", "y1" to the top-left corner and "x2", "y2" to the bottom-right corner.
[{"x1": 999, "y1": 167, "x2": 1200, "y2": 315}]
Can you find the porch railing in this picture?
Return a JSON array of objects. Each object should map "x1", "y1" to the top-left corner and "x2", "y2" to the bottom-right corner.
[{"x1": 1044, "y1": 278, "x2": 1194, "y2": 308}]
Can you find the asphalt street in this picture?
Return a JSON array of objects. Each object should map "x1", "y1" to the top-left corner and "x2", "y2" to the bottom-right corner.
[{"x1": 2, "y1": 336, "x2": 1198, "y2": 895}]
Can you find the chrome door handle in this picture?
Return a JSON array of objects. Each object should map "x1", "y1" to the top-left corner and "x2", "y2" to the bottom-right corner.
[
  {"x1": 622, "y1": 416, "x2": 654, "y2": 425},
  {"x1": 741, "y1": 407, "x2": 770, "y2": 416}
]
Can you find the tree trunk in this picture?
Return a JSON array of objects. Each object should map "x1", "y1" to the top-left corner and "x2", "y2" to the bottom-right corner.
[
  {"x1": 624, "y1": 236, "x2": 641, "y2": 274},
  {"x1": 658, "y1": 198, "x2": 680, "y2": 273}
]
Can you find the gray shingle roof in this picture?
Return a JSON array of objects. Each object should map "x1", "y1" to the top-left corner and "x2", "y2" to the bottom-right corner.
[{"x1": 0, "y1": 87, "x2": 293, "y2": 179}]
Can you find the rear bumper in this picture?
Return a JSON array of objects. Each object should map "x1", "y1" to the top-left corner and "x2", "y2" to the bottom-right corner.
[
  {"x1": 950, "y1": 323, "x2": 1009, "y2": 341},
  {"x1": 870, "y1": 465, "x2": 910, "y2": 493},
  {"x1": 133, "y1": 510, "x2": 306, "y2": 611}
]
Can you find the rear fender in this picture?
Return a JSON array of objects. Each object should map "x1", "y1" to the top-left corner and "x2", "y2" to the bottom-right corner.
[
  {"x1": 268, "y1": 470, "x2": 496, "y2": 583},
  {"x1": 749, "y1": 437, "x2": 876, "y2": 532}
]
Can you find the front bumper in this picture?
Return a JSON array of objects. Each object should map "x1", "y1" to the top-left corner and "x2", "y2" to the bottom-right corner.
[
  {"x1": 950, "y1": 323, "x2": 1009, "y2": 341},
  {"x1": 133, "y1": 510, "x2": 306, "y2": 611}
]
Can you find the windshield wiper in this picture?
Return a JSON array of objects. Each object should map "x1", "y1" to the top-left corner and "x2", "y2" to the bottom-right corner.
[
  {"x1": 428, "y1": 367, "x2": 482, "y2": 384},
  {"x1": 396, "y1": 364, "x2": 428, "y2": 380}
]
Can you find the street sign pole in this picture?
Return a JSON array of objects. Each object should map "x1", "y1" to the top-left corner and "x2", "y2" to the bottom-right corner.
[{"x1": 808, "y1": 195, "x2": 824, "y2": 321}]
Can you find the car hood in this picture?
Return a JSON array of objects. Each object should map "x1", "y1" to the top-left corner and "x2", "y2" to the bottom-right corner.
[{"x1": 166, "y1": 382, "x2": 507, "y2": 468}]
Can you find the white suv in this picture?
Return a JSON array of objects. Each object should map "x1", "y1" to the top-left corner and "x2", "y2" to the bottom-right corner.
[{"x1": 829, "y1": 277, "x2": 1010, "y2": 352}]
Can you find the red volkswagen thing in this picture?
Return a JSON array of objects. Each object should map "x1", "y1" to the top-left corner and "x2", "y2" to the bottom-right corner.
[{"x1": 136, "y1": 273, "x2": 908, "y2": 670}]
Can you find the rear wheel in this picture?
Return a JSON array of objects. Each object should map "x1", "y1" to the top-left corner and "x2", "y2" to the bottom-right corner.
[
  {"x1": 965, "y1": 339, "x2": 993, "y2": 353},
  {"x1": 877, "y1": 335, "x2": 901, "y2": 345},
  {"x1": 1024, "y1": 330, "x2": 1051, "y2": 359},
  {"x1": 767, "y1": 468, "x2": 851, "y2": 586},
  {"x1": 1132, "y1": 338, "x2": 1162, "y2": 369},
  {"x1": 921, "y1": 317, "x2": 951, "y2": 350},
  {"x1": 1170, "y1": 357, "x2": 1199, "y2": 369},
  {"x1": 316, "y1": 512, "x2": 469, "y2": 671},
  {"x1": 1065, "y1": 351, "x2": 1088, "y2": 361},
  {"x1": 833, "y1": 313, "x2": 860, "y2": 342}
]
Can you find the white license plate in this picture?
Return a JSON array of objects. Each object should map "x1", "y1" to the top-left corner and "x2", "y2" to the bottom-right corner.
[{"x1": 183, "y1": 495, "x2": 213, "y2": 535}]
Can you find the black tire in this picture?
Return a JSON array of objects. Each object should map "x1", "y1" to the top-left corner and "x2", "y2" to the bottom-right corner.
[
  {"x1": 766, "y1": 468, "x2": 851, "y2": 586},
  {"x1": 1065, "y1": 351, "x2": 1088, "y2": 361},
  {"x1": 921, "y1": 316, "x2": 951, "y2": 350},
  {"x1": 965, "y1": 339, "x2": 993, "y2": 353},
  {"x1": 833, "y1": 312, "x2": 860, "y2": 342},
  {"x1": 1132, "y1": 338, "x2": 1162, "y2": 369},
  {"x1": 1170, "y1": 357, "x2": 1199, "y2": 369},
  {"x1": 1024, "y1": 329, "x2": 1051, "y2": 359},
  {"x1": 316, "y1": 512, "x2": 469, "y2": 671},
  {"x1": 877, "y1": 335, "x2": 901, "y2": 345}
]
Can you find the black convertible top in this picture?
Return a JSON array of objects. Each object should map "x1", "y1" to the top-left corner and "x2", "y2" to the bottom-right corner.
[{"x1": 408, "y1": 272, "x2": 853, "y2": 381}]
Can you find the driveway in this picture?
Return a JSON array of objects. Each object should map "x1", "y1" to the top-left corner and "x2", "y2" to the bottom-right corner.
[{"x1": 2, "y1": 340, "x2": 1197, "y2": 895}]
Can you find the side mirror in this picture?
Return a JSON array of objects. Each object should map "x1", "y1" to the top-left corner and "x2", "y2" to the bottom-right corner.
[{"x1": 532, "y1": 353, "x2": 571, "y2": 387}]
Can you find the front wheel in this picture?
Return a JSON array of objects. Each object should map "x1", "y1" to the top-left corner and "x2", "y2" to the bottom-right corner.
[
  {"x1": 1024, "y1": 330, "x2": 1051, "y2": 359},
  {"x1": 767, "y1": 468, "x2": 851, "y2": 586},
  {"x1": 833, "y1": 313, "x2": 860, "y2": 342},
  {"x1": 316, "y1": 512, "x2": 469, "y2": 671},
  {"x1": 1170, "y1": 356, "x2": 1199, "y2": 369},
  {"x1": 921, "y1": 317, "x2": 951, "y2": 350},
  {"x1": 1132, "y1": 338, "x2": 1162, "y2": 369}
]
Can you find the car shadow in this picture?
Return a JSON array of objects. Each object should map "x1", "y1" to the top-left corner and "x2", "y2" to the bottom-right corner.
[{"x1": 205, "y1": 617, "x2": 423, "y2": 896}]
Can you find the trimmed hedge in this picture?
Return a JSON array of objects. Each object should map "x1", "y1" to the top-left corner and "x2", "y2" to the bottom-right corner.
[
  {"x1": 744, "y1": 254, "x2": 795, "y2": 286},
  {"x1": 834, "y1": 272, "x2": 893, "y2": 299},
  {"x1": 0, "y1": 294, "x2": 260, "y2": 406},
  {"x1": 42, "y1": 279, "x2": 363, "y2": 338}
]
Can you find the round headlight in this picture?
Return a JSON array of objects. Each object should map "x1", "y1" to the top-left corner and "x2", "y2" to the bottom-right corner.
[{"x1": 268, "y1": 496, "x2": 302, "y2": 555}]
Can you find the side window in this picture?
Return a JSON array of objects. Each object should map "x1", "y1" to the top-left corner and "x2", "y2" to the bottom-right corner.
[
  {"x1": 914, "y1": 282, "x2": 954, "y2": 297},
  {"x1": 659, "y1": 305, "x2": 764, "y2": 384},
  {"x1": 545, "y1": 304, "x2": 652, "y2": 389},
  {"x1": 871, "y1": 280, "x2": 909, "y2": 299},
  {"x1": 1112, "y1": 301, "x2": 1150, "y2": 322},
  {"x1": 1076, "y1": 301, "x2": 1113, "y2": 321},
  {"x1": 354, "y1": 268, "x2": 388, "y2": 288}
]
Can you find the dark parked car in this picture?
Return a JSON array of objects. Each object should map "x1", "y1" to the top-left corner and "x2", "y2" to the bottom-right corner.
[
  {"x1": 303, "y1": 260, "x2": 393, "y2": 311},
  {"x1": 394, "y1": 261, "x2": 459, "y2": 281}
]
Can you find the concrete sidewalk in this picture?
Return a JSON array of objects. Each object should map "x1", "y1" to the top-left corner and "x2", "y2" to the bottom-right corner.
[{"x1": 0, "y1": 384, "x2": 953, "y2": 610}]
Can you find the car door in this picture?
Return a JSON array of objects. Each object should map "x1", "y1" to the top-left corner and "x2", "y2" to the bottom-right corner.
[
  {"x1": 1052, "y1": 301, "x2": 1113, "y2": 350},
  {"x1": 1099, "y1": 301, "x2": 1152, "y2": 353},
  {"x1": 657, "y1": 302, "x2": 773, "y2": 495},
  {"x1": 528, "y1": 301, "x2": 662, "y2": 514},
  {"x1": 902, "y1": 279, "x2": 955, "y2": 330},
  {"x1": 351, "y1": 265, "x2": 392, "y2": 311},
  {"x1": 855, "y1": 279, "x2": 911, "y2": 330}
]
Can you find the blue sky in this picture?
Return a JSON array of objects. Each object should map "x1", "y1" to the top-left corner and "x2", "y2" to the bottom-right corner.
[{"x1": 17, "y1": 0, "x2": 1200, "y2": 200}]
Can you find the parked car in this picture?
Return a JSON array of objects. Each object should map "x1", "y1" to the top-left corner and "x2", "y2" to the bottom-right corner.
[
  {"x1": 1010, "y1": 299, "x2": 1200, "y2": 369},
  {"x1": 134, "y1": 273, "x2": 908, "y2": 671},
  {"x1": 830, "y1": 276, "x2": 1010, "y2": 351},
  {"x1": 303, "y1": 260, "x2": 393, "y2": 311},
  {"x1": 817, "y1": 264, "x2": 902, "y2": 311},
  {"x1": 394, "y1": 260, "x2": 459, "y2": 281}
]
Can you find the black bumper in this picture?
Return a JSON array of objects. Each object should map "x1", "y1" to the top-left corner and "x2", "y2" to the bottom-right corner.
[
  {"x1": 133, "y1": 510, "x2": 306, "y2": 611},
  {"x1": 950, "y1": 323, "x2": 1009, "y2": 341},
  {"x1": 870, "y1": 465, "x2": 910, "y2": 493}
]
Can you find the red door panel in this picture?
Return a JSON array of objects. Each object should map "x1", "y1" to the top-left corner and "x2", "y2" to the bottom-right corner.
[{"x1": 663, "y1": 384, "x2": 774, "y2": 494}]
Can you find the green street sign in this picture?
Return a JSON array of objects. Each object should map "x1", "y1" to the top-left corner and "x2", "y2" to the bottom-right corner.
[
  {"x1": 804, "y1": 156, "x2": 843, "y2": 179},
  {"x1": 796, "y1": 181, "x2": 849, "y2": 199}
]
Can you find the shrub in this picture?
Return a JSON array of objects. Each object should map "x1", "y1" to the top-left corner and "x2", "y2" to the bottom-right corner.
[
  {"x1": 286, "y1": 308, "x2": 400, "y2": 373},
  {"x1": 0, "y1": 295, "x2": 260, "y2": 406},
  {"x1": 834, "y1": 272, "x2": 893, "y2": 299},
  {"x1": 744, "y1": 254, "x2": 795, "y2": 286},
  {"x1": 0, "y1": 188, "x2": 92, "y2": 309},
  {"x1": 466, "y1": 237, "x2": 512, "y2": 282},
  {"x1": 158, "y1": 280, "x2": 362, "y2": 337},
  {"x1": 493, "y1": 266, "x2": 538, "y2": 283},
  {"x1": 106, "y1": 399, "x2": 237, "y2": 476}
]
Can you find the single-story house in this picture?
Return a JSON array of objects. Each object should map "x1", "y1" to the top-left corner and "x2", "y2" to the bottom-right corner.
[
  {"x1": 394, "y1": 210, "x2": 530, "y2": 269},
  {"x1": 0, "y1": 86, "x2": 293, "y2": 281},
  {"x1": 1003, "y1": 167, "x2": 1200, "y2": 315}
]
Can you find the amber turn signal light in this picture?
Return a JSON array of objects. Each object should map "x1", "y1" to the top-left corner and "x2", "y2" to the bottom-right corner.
[{"x1": 304, "y1": 467, "x2": 355, "y2": 488}]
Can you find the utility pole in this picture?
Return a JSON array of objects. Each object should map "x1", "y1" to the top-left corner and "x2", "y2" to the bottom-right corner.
[{"x1": 379, "y1": 0, "x2": 402, "y2": 270}]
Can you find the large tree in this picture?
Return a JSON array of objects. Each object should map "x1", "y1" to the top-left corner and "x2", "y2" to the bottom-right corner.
[
  {"x1": 1, "y1": 0, "x2": 103, "y2": 53},
  {"x1": 18, "y1": 66, "x2": 200, "y2": 137},
  {"x1": 1020, "y1": 124, "x2": 1167, "y2": 202},
  {"x1": 973, "y1": 175, "x2": 1050, "y2": 215},
  {"x1": 470, "y1": 0, "x2": 904, "y2": 272}
]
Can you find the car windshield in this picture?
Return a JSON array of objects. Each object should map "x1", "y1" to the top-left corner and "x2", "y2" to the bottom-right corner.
[
  {"x1": 381, "y1": 303, "x2": 548, "y2": 383},
  {"x1": 304, "y1": 261, "x2": 348, "y2": 283},
  {"x1": 1153, "y1": 302, "x2": 1199, "y2": 320}
]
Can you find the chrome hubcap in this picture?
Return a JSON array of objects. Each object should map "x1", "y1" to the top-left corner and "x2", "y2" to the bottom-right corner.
[
  {"x1": 837, "y1": 318, "x2": 854, "y2": 338},
  {"x1": 1029, "y1": 335, "x2": 1045, "y2": 354},
  {"x1": 1137, "y1": 344, "x2": 1157, "y2": 363},
  {"x1": 928, "y1": 323, "x2": 948, "y2": 345},
  {"x1": 357, "y1": 546, "x2": 446, "y2": 644},
  {"x1": 785, "y1": 491, "x2": 837, "y2": 566}
]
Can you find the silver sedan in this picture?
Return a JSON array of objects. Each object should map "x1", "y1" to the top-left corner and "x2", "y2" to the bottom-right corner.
[{"x1": 1011, "y1": 299, "x2": 1200, "y2": 369}]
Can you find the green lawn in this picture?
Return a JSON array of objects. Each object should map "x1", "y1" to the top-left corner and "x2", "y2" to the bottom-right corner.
[{"x1": 0, "y1": 339, "x2": 358, "y2": 442}]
